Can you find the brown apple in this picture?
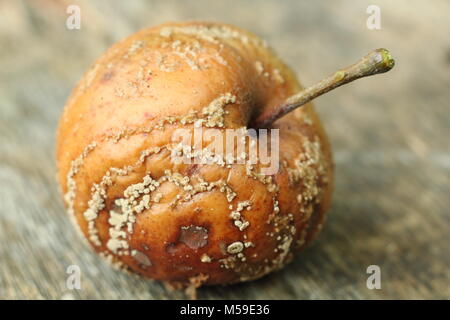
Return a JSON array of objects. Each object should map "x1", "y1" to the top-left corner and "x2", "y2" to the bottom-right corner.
[{"x1": 56, "y1": 21, "x2": 394, "y2": 288}]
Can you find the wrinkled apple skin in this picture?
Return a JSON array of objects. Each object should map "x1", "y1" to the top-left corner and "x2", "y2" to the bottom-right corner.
[{"x1": 56, "y1": 21, "x2": 333, "y2": 286}]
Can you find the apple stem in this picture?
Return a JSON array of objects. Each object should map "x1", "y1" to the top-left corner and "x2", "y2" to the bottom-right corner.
[{"x1": 251, "y1": 48, "x2": 395, "y2": 128}]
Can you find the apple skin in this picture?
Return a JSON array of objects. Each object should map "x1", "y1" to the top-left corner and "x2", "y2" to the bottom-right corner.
[{"x1": 56, "y1": 21, "x2": 333, "y2": 286}]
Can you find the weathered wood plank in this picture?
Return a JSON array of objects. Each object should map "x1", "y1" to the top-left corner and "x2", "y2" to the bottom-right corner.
[{"x1": 0, "y1": 0, "x2": 448, "y2": 299}]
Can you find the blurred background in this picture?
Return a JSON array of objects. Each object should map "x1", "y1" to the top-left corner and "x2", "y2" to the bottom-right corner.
[{"x1": 0, "y1": 0, "x2": 449, "y2": 299}]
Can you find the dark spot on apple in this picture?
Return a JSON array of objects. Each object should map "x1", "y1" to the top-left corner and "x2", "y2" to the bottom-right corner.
[
  {"x1": 179, "y1": 225, "x2": 208, "y2": 249},
  {"x1": 166, "y1": 225, "x2": 209, "y2": 255}
]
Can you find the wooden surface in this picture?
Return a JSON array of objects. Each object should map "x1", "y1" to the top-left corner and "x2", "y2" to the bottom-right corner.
[{"x1": 0, "y1": 0, "x2": 449, "y2": 300}]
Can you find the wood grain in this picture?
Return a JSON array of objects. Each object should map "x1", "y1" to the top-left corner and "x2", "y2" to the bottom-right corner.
[{"x1": 0, "y1": 0, "x2": 449, "y2": 299}]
